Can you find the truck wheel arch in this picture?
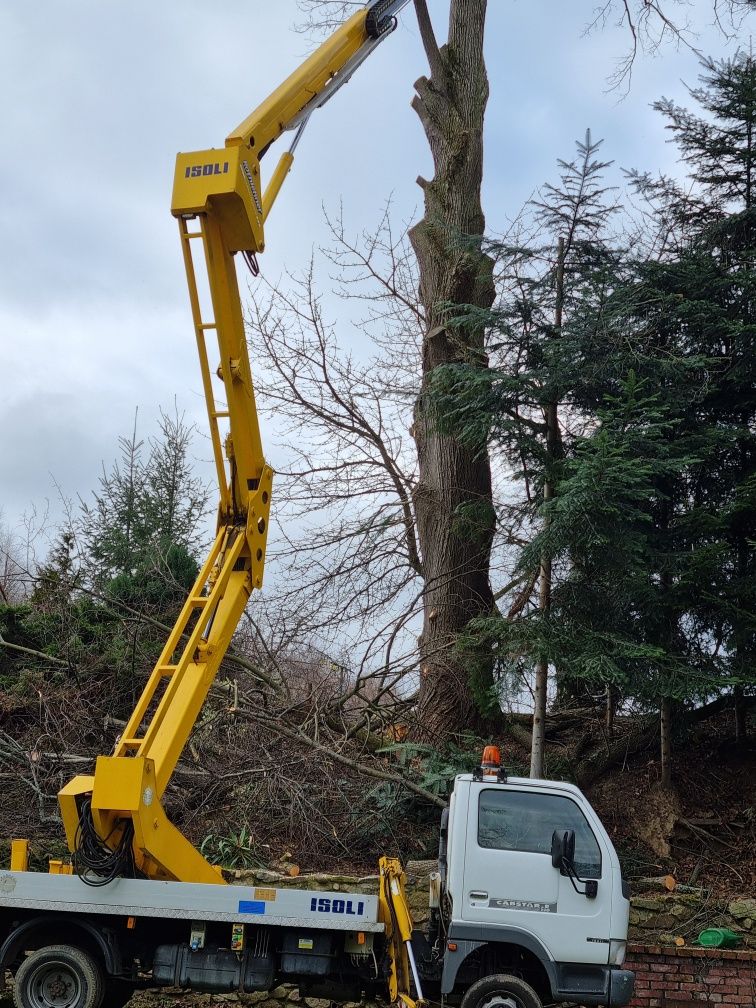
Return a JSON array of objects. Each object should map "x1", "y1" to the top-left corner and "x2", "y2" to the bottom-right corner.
[
  {"x1": 0, "y1": 915, "x2": 120, "y2": 976},
  {"x1": 441, "y1": 930, "x2": 556, "y2": 1002}
]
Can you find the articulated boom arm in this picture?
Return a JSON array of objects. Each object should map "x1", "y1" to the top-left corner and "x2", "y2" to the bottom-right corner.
[{"x1": 59, "y1": 0, "x2": 409, "y2": 886}]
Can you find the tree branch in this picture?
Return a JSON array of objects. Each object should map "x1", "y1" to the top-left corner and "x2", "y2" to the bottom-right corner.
[
  {"x1": 413, "y1": 0, "x2": 445, "y2": 83},
  {"x1": 244, "y1": 708, "x2": 446, "y2": 808},
  {"x1": 0, "y1": 631, "x2": 68, "y2": 667}
]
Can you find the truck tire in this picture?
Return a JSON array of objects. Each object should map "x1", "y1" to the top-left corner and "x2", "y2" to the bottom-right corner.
[
  {"x1": 13, "y1": 944, "x2": 104, "y2": 1008},
  {"x1": 460, "y1": 973, "x2": 543, "y2": 1008}
]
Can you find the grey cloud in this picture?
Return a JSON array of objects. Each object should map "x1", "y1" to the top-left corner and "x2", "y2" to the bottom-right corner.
[{"x1": 0, "y1": 0, "x2": 751, "y2": 539}]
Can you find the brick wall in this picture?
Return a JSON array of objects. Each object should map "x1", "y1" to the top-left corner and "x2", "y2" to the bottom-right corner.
[{"x1": 626, "y1": 943, "x2": 756, "y2": 1007}]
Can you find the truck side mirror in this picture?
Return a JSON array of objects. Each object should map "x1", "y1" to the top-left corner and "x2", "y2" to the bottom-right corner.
[
  {"x1": 551, "y1": 828, "x2": 598, "y2": 899},
  {"x1": 551, "y1": 829, "x2": 575, "y2": 872}
]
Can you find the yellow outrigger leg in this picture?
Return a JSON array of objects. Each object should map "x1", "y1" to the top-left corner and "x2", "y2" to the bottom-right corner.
[{"x1": 379, "y1": 857, "x2": 426, "y2": 1008}]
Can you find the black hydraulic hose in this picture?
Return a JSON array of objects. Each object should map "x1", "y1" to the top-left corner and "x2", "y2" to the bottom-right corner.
[{"x1": 73, "y1": 799, "x2": 136, "y2": 886}]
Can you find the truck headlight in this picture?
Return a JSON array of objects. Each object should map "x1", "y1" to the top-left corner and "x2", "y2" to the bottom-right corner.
[{"x1": 609, "y1": 939, "x2": 627, "y2": 965}]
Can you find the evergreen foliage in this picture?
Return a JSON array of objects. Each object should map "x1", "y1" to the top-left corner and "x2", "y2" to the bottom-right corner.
[
  {"x1": 0, "y1": 410, "x2": 210, "y2": 706},
  {"x1": 434, "y1": 54, "x2": 756, "y2": 742},
  {"x1": 77, "y1": 408, "x2": 208, "y2": 605}
]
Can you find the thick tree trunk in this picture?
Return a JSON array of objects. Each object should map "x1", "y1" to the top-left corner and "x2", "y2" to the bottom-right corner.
[{"x1": 409, "y1": 0, "x2": 496, "y2": 740}]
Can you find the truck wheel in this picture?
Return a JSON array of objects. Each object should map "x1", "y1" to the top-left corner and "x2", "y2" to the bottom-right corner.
[
  {"x1": 13, "y1": 944, "x2": 103, "y2": 1008},
  {"x1": 460, "y1": 974, "x2": 543, "y2": 1008}
]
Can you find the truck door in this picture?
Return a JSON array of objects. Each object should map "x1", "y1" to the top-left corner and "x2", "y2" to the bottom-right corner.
[{"x1": 461, "y1": 783, "x2": 613, "y2": 965}]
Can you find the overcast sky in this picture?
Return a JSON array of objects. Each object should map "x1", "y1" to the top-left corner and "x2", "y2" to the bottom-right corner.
[{"x1": 1, "y1": 0, "x2": 752, "y2": 557}]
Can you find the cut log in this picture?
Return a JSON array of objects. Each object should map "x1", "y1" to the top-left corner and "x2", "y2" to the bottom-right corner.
[{"x1": 634, "y1": 876, "x2": 705, "y2": 896}]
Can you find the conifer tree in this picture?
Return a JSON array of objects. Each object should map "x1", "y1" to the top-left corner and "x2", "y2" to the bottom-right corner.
[
  {"x1": 530, "y1": 54, "x2": 756, "y2": 767},
  {"x1": 431, "y1": 131, "x2": 620, "y2": 773},
  {"x1": 627, "y1": 54, "x2": 756, "y2": 741},
  {"x1": 77, "y1": 409, "x2": 209, "y2": 606},
  {"x1": 435, "y1": 53, "x2": 755, "y2": 778}
]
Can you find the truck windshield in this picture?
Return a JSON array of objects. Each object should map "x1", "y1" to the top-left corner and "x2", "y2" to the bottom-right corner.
[{"x1": 478, "y1": 789, "x2": 602, "y2": 878}]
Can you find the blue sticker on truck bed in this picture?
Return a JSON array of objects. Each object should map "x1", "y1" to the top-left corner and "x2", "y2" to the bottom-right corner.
[{"x1": 238, "y1": 900, "x2": 266, "y2": 914}]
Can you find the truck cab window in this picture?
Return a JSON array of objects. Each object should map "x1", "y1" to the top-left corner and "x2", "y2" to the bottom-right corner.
[{"x1": 478, "y1": 789, "x2": 602, "y2": 879}]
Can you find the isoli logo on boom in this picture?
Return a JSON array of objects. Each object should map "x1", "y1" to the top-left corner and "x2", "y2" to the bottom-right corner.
[
  {"x1": 310, "y1": 897, "x2": 364, "y2": 915},
  {"x1": 184, "y1": 161, "x2": 230, "y2": 178}
]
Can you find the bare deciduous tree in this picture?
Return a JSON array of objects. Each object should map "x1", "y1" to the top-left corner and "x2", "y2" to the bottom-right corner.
[
  {"x1": 586, "y1": 0, "x2": 755, "y2": 90},
  {"x1": 0, "y1": 510, "x2": 45, "y2": 604},
  {"x1": 249, "y1": 210, "x2": 424, "y2": 681}
]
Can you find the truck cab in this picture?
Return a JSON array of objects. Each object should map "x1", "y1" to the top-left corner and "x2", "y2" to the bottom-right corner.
[{"x1": 424, "y1": 749, "x2": 634, "y2": 1008}]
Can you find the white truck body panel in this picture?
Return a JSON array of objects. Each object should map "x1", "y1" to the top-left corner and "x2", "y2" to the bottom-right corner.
[{"x1": 0, "y1": 871, "x2": 383, "y2": 932}]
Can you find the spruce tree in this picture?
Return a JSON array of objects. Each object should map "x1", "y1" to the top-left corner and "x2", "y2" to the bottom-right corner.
[
  {"x1": 530, "y1": 53, "x2": 756, "y2": 765},
  {"x1": 77, "y1": 409, "x2": 209, "y2": 606},
  {"x1": 431, "y1": 130, "x2": 621, "y2": 752},
  {"x1": 435, "y1": 53, "x2": 756, "y2": 778}
]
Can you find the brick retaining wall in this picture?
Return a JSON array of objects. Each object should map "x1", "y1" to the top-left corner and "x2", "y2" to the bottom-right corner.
[{"x1": 626, "y1": 943, "x2": 756, "y2": 1006}]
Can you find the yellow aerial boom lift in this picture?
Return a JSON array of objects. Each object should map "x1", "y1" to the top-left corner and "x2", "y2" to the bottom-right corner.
[{"x1": 58, "y1": 0, "x2": 411, "y2": 888}]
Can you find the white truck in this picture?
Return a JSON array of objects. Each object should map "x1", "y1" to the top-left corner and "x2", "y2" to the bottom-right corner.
[
  {"x1": 425, "y1": 752, "x2": 634, "y2": 1007},
  {"x1": 0, "y1": 748, "x2": 634, "y2": 1008}
]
